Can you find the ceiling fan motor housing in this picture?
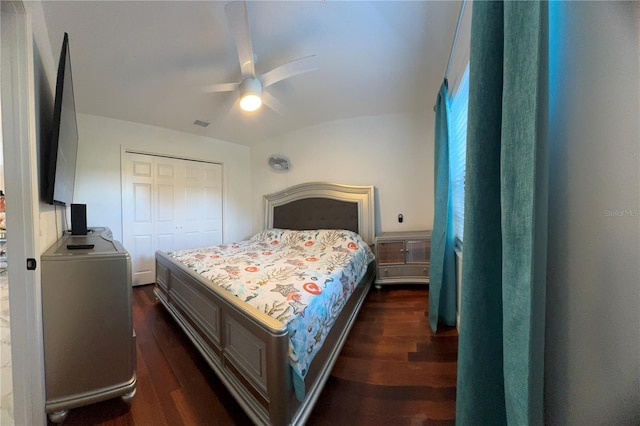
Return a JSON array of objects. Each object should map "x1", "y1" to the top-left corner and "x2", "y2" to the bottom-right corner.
[
  {"x1": 239, "y1": 77, "x2": 263, "y2": 111},
  {"x1": 240, "y1": 77, "x2": 262, "y2": 97}
]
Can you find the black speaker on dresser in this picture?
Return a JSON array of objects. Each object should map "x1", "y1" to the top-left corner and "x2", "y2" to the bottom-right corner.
[{"x1": 70, "y1": 203, "x2": 87, "y2": 235}]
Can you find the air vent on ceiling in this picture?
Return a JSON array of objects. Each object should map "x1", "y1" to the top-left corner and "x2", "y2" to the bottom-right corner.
[{"x1": 193, "y1": 120, "x2": 210, "y2": 128}]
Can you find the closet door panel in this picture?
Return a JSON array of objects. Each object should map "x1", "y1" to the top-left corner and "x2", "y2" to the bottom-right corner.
[
  {"x1": 123, "y1": 153, "x2": 155, "y2": 285},
  {"x1": 154, "y1": 157, "x2": 179, "y2": 256},
  {"x1": 123, "y1": 153, "x2": 223, "y2": 285},
  {"x1": 202, "y1": 163, "x2": 223, "y2": 246}
]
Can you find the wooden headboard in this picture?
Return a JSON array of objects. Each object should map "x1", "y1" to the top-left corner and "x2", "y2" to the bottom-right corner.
[{"x1": 263, "y1": 182, "x2": 376, "y2": 245}]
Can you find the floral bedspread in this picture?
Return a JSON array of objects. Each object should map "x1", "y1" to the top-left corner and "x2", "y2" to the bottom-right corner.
[{"x1": 168, "y1": 228, "x2": 374, "y2": 384}]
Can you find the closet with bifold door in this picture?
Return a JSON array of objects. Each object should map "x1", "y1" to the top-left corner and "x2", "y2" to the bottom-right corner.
[{"x1": 122, "y1": 152, "x2": 223, "y2": 285}]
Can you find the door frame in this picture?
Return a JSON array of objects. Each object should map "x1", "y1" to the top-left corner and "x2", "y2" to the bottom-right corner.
[{"x1": 1, "y1": 1, "x2": 46, "y2": 424}]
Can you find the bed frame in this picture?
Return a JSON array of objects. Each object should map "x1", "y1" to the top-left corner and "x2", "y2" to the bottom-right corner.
[{"x1": 154, "y1": 182, "x2": 375, "y2": 425}]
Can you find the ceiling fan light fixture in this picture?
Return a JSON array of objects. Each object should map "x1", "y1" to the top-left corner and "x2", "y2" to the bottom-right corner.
[
  {"x1": 240, "y1": 94, "x2": 261, "y2": 112},
  {"x1": 239, "y1": 77, "x2": 262, "y2": 112}
]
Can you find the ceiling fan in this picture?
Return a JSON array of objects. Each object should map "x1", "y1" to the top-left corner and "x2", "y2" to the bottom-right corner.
[
  {"x1": 205, "y1": 1, "x2": 318, "y2": 114},
  {"x1": 267, "y1": 153, "x2": 292, "y2": 172}
]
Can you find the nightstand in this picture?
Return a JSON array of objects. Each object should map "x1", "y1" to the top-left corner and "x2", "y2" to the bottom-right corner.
[{"x1": 374, "y1": 230, "x2": 431, "y2": 288}]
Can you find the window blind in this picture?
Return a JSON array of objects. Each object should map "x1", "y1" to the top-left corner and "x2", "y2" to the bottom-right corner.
[{"x1": 448, "y1": 63, "x2": 469, "y2": 242}]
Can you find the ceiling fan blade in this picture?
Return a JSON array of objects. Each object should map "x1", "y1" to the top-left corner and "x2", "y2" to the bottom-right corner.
[
  {"x1": 202, "y1": 82, "x2": 239, "y2": 93},
  {"x1": 261, "y1": 91, "x2": 287, "y2": 115},
  {"x1": 261, "y1": 55, "x2": 318, "y2": 88},
  {"x1": 225, "y1": 1, "x2": 255, "y2": 78},
  {"x1": 221, "y1": 94, "x2": 240, "y2": 119},
  {"x1": 208, "y1": 90, "x2": 239, "y2": 125}
]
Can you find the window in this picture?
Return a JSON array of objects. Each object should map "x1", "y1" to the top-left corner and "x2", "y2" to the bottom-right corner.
[{"x1": 448, "y1": 63, "x2": 469, "y2": 242}]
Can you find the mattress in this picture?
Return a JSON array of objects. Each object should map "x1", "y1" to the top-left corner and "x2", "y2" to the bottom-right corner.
[{"x1": 168, "y1": 228, "x2": 374, "y2": 390}]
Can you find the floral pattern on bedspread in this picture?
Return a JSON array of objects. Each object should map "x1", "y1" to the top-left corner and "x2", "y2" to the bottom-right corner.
[{"x1": 168, "y1": 228, "x2": 374, "y2": 380}]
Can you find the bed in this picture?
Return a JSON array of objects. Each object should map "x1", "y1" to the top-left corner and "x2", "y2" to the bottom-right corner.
[{"x1": 154, "y1": 182, "x2": 376, "y2": 425}]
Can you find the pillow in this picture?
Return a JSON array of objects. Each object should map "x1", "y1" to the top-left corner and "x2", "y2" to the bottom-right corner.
[{"x1": 252, "y1": 228, "x2": 373, "y2": 260}]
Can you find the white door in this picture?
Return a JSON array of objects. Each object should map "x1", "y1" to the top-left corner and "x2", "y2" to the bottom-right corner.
[
  {"x1": 154, "y1": 156, "x2": 179, "y2": 253},
  {"x1": 175, "y1": 160, "x2": 223, "y2": 250},
  {"x1": 123, "y1": 153, "x2": 223, "y2": 285},
  {"x1": 202, "y1": 162, "x2": 224, "y2": 246},
  {"x1": 122, "y1": 153, "x2": 157, "y2": 286}
]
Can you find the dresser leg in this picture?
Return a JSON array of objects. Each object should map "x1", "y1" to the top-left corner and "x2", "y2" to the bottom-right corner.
[
  {"x1": 48, "y1": 410, "x2": 69, "y2": 424},
  {"x1": 121, "y1": 387, "x2": 137, "y2": 405}
]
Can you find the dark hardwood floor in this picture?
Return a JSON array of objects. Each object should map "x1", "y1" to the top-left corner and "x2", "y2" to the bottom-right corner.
[{"x1": 55, "y1": 284, "x2": 457, "y2": 425}]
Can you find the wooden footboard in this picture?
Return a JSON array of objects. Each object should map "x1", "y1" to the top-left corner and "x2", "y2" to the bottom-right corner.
[{"x1": 155, "y1": 251, "x2": 374, "y2": 426}]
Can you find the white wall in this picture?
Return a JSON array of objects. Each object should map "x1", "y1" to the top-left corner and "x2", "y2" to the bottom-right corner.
[
  {"x1": 27, "y1": 0, "x2": 253, "y2": 250},
  {"x1": 250, "y1": 112, "x2": 434, "y2": 236},
  {"x1": 75, "y1": 114, "x2": 252, "y2": 244},
  {"x1": 545, "y1": 2, "x2": 640, "y2": 424},
  {"x1": 25, "y1": 1, "x2": 64, "y2": 252}
]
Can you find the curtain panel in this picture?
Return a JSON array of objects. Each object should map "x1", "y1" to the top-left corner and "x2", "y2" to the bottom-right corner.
[
  {"x1": 456, "y1": 1, "x2": 548, "y2": 425},
  {"x1": 429, "y1": 80, "x2": 457, "y2": 332}
]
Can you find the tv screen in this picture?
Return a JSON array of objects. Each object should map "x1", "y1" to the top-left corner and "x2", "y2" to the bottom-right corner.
[{"x1": 44, "y1": 32, "x2": 78, "y2": 206}]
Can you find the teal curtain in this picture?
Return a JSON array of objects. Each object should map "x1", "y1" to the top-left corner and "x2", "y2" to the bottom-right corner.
[
  {"x1": 456, "y1": 1, "x2": 548, "y2": 425},
  {"x1": 429, "y1": 80, "x2": 457, "y2": 332}
]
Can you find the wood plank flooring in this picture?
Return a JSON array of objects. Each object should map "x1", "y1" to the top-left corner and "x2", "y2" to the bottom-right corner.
[{"x1": 54, "y1": 284, "x2": 457, "y2": 425}]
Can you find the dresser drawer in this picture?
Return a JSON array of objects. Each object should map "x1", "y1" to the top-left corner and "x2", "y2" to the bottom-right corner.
[{"x1": 378, "y1": 264, "x2": 429, "y2": 278}]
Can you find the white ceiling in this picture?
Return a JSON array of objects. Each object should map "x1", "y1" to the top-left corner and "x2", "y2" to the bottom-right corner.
[{"x1": 40, "y1": 1, "x2": 461, "y2": 147}]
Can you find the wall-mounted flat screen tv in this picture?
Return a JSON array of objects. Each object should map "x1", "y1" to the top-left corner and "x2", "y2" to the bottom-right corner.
[{"x1": 43, "y1": 32, "x2": 78, "y2": 206}]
